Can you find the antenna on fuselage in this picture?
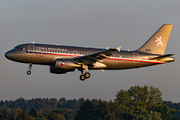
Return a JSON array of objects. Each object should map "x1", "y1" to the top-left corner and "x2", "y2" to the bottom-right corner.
[{"x1": 33, "y1": 41, "x2": 35, "y2": 44}]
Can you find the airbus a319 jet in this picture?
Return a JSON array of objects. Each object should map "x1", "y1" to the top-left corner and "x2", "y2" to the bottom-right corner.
[{"x1": 5, "y1": 24, "x2": 174, "y2": 81}]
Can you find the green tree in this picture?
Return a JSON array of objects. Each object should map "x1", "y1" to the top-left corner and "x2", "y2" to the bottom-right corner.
[
  {"x1": 169, "y1": 109, "x2": 180, "y2": 120},
  {"x1": 66, "y1": 109, "x2": 76, "y2": 120},
  {"x1": 115, "y1": 85, "x2": 163, "y2": 109},
  {"x1": 47, "y1": 109, "x2": 67, "y2": 120},
  {"x1": 16, "y1": 110, "x2": 34, "y2": 120},
  {"x1": 10, "y1": 108, "x2": 22, "y2": 120},
  {"x1": 0, "y1": 108, "x2": 11, "y2": 120},
  {"x1": 51, "y1": 109, "x2": 67, "y2": 117},
  {"x1": 48, "y1": 113, "x2": 65, "y2": 120},
  {"x1": 114, "y1": 85, "x2": 180, "y2": 120},
  {"x1": 29, "y1": 109, "x2": 38, "y2": 117},
  {"x1": 49, "y1": 98, "x2": 57, "y2": 110},
  {"x1": 133, "y1": 109, "x2": 162, "y2": 120},
  {"x1": 41, "y1": 108, "x2": 51, "y2": 118},
  {"x1": 74, "y1": 100, "x2": 95, "y2": 120}
]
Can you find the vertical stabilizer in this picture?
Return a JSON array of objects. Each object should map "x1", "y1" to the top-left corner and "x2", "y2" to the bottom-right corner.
[{"x1": 137, "y1": 24, "x2": 173, "y2": 55}]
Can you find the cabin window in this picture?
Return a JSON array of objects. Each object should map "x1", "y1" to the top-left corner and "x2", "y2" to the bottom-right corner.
[{"x1": 13, "y1": 47, "x2": 22, "y2": 51}]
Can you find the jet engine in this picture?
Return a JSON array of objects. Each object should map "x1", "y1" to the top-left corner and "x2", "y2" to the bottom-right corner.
[
  {"x1": 55, "y1": 59, "x2": 79, "y2": 70},
  {"x1": 50, "y1": 59, "x2": 80, "y2": 74}
]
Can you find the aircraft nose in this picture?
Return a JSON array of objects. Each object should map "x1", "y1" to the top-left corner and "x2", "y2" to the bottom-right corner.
[
  {"x1": 5, "y1": 51, "x2": 9, "y2": 59},
  {"x1": 5, "y1": 51, "x2": 13, "y2": 60}
]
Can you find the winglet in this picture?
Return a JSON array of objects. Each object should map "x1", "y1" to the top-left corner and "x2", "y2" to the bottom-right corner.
[{"x1": 116, "y1": 46, "x2": 122, "y2": 52}]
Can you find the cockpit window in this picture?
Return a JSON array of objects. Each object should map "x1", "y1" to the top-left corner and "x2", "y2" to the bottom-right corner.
[{"x1": 13, "y1": 47, "x2": 22, "y2": 51}]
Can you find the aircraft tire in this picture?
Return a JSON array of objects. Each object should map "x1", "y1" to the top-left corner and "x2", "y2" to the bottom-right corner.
[
  {"x1": 27, "y1": 70, "x2": 31, "y2": 75},
  {"x1": 80, "y1": 75, "x2": 86, "y2": 81},
  {"x1": 84, "y1": 72, "x2": 90, "y2": 79}
]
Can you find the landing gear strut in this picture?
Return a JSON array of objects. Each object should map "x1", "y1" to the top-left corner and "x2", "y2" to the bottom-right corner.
[
  {"x1": 79, "y1": 65, "x2": 91, "y2": 81},
  {"x1": 27, "y1": 63, "x2": 32, "y2": 75}
]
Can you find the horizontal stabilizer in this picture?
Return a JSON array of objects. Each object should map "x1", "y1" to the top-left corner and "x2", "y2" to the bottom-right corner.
[{"x1": 149, "y1": 54, "x2": 174, "y2": 60}]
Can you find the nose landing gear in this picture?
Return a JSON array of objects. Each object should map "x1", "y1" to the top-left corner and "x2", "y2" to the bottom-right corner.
[{"x1": 27, "y1": 63, "x2": 32, "y2": 75}]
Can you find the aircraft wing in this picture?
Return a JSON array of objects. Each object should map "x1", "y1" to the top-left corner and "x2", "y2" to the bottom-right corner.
[
  {"x1": 149, "y1": 54, "x2": 174, "y2": 60},
  {"x1": 72, "y1": 46, "x2": 121, "y2": 64}
]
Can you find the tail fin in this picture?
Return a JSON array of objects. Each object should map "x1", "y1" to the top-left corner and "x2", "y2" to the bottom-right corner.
[{"x1": 137, "y1": 24, "x2": 173, "y2": 55}]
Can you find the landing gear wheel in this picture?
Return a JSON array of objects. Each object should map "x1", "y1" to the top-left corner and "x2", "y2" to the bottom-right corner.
[
  {"x1": 84, "y1": 72, "x2": 90, "y2": 79},
  {"x1": 80, "y1": 75, "x2": 86, "y2": 81},
  {"x1": 27, "y1": 70, "x2": 31, "y2": 75},
  {"x1": 27, "y1": 63, "x2": 32, "y2": 75}
]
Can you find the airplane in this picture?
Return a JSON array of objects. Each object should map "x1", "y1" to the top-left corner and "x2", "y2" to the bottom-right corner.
[{"x1": 5, "y1": 24, "x2": 174, "y2": 81}]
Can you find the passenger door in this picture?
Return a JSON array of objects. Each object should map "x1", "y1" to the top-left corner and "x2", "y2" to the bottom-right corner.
[
  {"x1": 133, "y1": 53, "x2": 139, "y2": 63},
  {"x1": 28, "y1": 45, "x2": 34, "y2": 55}
]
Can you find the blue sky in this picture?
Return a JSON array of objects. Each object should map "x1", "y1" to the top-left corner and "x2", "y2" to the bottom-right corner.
[{"x1": 1, "y1": 0, "x2": 180, "y2": 102}]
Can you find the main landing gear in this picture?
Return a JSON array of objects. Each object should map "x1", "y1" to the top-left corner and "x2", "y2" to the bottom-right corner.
[
  {"x1": 27, "y1": 63, "x2": 32, "y2": 75},
  {"x1": 80, "y1": 72, "x2": 91, "y2": 81},
  {"x1": 79, "y1": 65, "x2": 91, "y2": 81}
]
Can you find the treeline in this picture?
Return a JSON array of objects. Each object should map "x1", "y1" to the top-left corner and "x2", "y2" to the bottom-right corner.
[
  {"x1": 0, "y1": 98, "x2": 99, "y2": 120},
  {"x1": 0, "y1": 108, "x2": 69, "y2": 120},
  {"x1": 0, "y1": 97, "x2": 100, "y2": 110},
  {"x1": 164, "y1": 101, "x2": 180, "y2": 111},
  {"x1": 0, "y1": 85, "x2": 180, "y2": 120}
]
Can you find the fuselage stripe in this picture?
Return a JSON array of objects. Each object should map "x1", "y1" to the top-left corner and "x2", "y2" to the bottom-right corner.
[{"x1": 26, "y1": 51, "x2": 164, "y2": 64}]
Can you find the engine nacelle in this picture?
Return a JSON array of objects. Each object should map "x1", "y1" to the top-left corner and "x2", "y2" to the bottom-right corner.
[
  {"x1": 55, "y1": 59, "x2": 80, "y2": 70},
  {"x1": 50, "y1": 65, "x2": 74, "y2": 74}
]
